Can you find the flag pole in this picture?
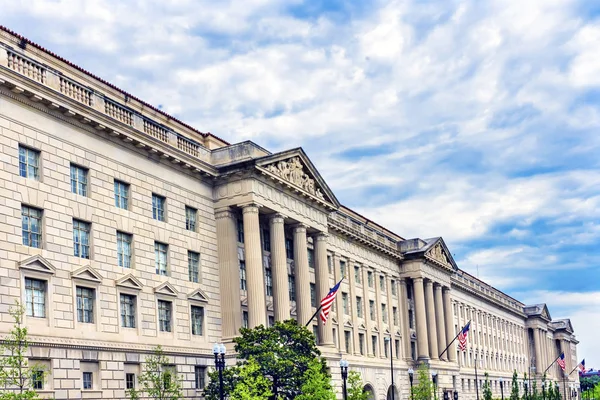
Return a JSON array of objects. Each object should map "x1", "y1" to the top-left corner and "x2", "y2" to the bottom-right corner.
[
  {"x1": 568, "y1": 363, "x2": 581, "y2": 377},
  {"x1": 439, "y1": 320, "x2": 471, "y2": 360},
  {"x1": 543, "y1": 353, "x2": 564, "y2": 376},
  {"x1": 305, "y1": 304, "x2": 324, "y2": 327}
]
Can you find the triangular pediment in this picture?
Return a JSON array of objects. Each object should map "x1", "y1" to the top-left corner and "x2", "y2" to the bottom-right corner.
[
  {"x1": 256, "y1": 149, "x2": 340, "y2": 209},
  {"x1": 358, "y1": 323, "x2": 366, "y2": 330},
  {"x1": 344, "y1": 320, "x2": 353, "y2": 328},
  {"x1": 71, "y1": 265, "x2": 103, "y2": 283},
  {"x1": 188, "y1": 288, "x2": 209, "y2": 303},
  {"x1": 154, "y1": 282, "x2": 179, "y2": 297},
  {"x1": 425, "y1": 238, "x2": 458, "y2": 270},
  {"x1": 18, "y1": 255, "x2": 56, "y2": 275},
  {"x1": 541, "y1": 305, "x2": 551, "y2": 320},
  {"x1": 331, "y1": 317, "x2": 338, "y2": 324},
  {"x1": 115, "y1": 274, "x2": 143, "y2": 291},
  {"x1": 372, "y1": 326, "x2": 379, "y2": 333}
]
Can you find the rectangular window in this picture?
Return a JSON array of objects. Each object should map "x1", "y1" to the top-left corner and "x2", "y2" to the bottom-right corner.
[
  {"x1": 288, "y1": 275, "x2": 296, "y2": 301},
  {"x1": 25, "y1": 278, "x2": 45, "y2": 318},
  {"x1": 70, "y1": 164, "x2": 88, "y2": 196},
  {"x1": 76, "y1": 286, "x2": 94, "y2": 323},
  {"x1": 372, "y1": 336, "x2": 378, "y2": 357},
  {"x1": 407, "y1": 283, "x2": 413, "y2": 300},
  {"x1": 342, "y1": 292, "x2": 349, "y2": 315},
  {"x1": 194, "y1": 366, "x2": 206, "y2": 390},
  {"x1": 382, "y1": 304, "x2": 387, "y2": 323},
  {"x1": 262, "y1": 228, "x2": 270, "y2": 252},
  {"x1": 269, "y1": 315, "x2": 275, "y2": 327},
  {"x1": 126, "y1": 373, "x2": 135, "y2": 390},
  {"x1": 152, "y1": 194, "x2": 166, "y2": 221},
  {"x1": 395, "y1": 339, "x2": 401, "y2": 359},
  {"x1": 18, "y1": 145, "x2": 40, "y2": 180},
  {"x1": 344, "y1": 331, "x2": 351, "y2": 354},
  {"x1": 191, "y1": 306, "x2": 204, "y2": 336},
  {"x1": 307, "y1": 248, "x2": 315, "y2": 269},
  {"x1": 369, "y1": 300, "x2": 376, "y2": 321},
  {"x1": 188, "y1": 251, "x2": 200, "y2": 283},
  {"x1": 285, "y1": 238, "x2": 293, "y2": 259},
  {"x1": 411, "y1": 341, "x2": 417, "y2": 360},
  {"x1": 265, "y1": 268, "x2": 273, "y2": 296},
  {"x1": 120, "y1": 294, "x2": 136, "y2": 328},
  {"x1": 354, "y1": 266, "x2": 361, "y2": 284},
  {"x1": 367, "y1": 271, "x2": 373, "y2": 288},
  {"x1": 312, "y1": 325, "x2": 318, "y2": 344},
  {"x1": 340, "y1": 260, "x2": 346, "y2": 277},
  {"x1": 83, "y1": 372, "x2": 93, "y2": 390},
  {"x1": 21, "y1": 205, "x2": 42, "y2": 248},
  {"x1": 393, "y1": 306, "x2": 398, "y2": 325},
  {"x1": 240, "y1": 261, "x2": 247, "y2": 290},
  {"x1": 32, "y1": 369, "x2": 44, "y2": 390},
  {"x1": 155, "y1": 242, "x2": 168, "y2": 275},
  {"x1": 158, "y1": 300, "x2": 172, "y2": 332},
  {"x1": 359, "y1": 333, "x2": 365, "y2": 355},
  {"x1": 391, "y1": 280, "x2": 397, "y2": 296},
  {"x1": 356, "y1": 297, "x2": 363, "y2": 318},
  {"x1": 117, "y1": 231, "x2": 132, "y2": 268},
  {"x1": 114, "y1": 180, "x2": 129, "y2": 210},
  {"x1": 380, "y1": 275, "x2": 385, "y2": 290},
  {"x1": 242, "y1": 311, "x2": 249, "y2": 328},
  {"x1": 384, "y1": 338, "x2": 389, "y2": 358},
  {"x1": 327, "y1": 255, "x2": 332, "y2": 274},
  {"x1": 73, "y1": 219, "x2": 91, "y2": 259},
  {"x1": 185, "y1": 206, "x2": 197, "y2": 232},
  {"x1": 310, "y1": 283, "x2": 316, "y2": 307}
]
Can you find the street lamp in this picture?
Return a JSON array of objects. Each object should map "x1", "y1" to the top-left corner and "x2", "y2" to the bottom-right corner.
[
  {"x1": 500, "y1": 378, "x2": 504, "y2": 400},
  {"x1": 408, "y1": 368, "x2": 415, "y2": 400},
  {"x1": 340, "y1": 359, "x2": 349, "y2": 400},
  {"x1": 524, "y1": 381, "x2": 529, "y2": 400},
  {"x1": 432, "y1": 370, "x2": 438, "y2": 400},
  {"x1": 213, "y1": 343, "x2": 226, "y2": 400},
  {"x1": 385, "y1": 337, "x2": 395, "y2": 400}
]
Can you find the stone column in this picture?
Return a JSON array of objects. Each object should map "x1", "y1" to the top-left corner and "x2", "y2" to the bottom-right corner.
[
  {"x1": 399, "y1": 278, "x2": 410, "y2": 360},
  {"x1": 386, "y1": 276, "x2": 395, "y2": 358},
  {"x1": 413, "y1": 277, "x2": 429, "y2": 360},
  {"x1": 293, "y1": 224, "x2": 312, "y2": 326},
  {"x1": 348, "y1": 258, "x2": 360, "y2": 355},
  {"x1": 242, "y1": 204, "x2": 267, "y2": 328},
  {"x1": 425, "y1": 280, "x2": 439, "y2": 360},
  {"x1": 333, "y1": 253, "x2": 344, "y2": 350},
  {"x1": 269, "y1": 213, "x2": 289, "y2": 321},
  {"x1": 443, "y1": 287, "x2": 457, "y2": 362},
  {"x1": 362, "y1": 266, "x2": 373, "y2": 356},
  {"x1": 374, "y1": 272, "x2": 385, "y2": 357},
  {"x1": 533, "y1": 328, "x2": 543, "y2": 373},
  {"x1": 314, "y1": 233, "x2": 333, "y2": 346},
  {"x1": 434, "y1": 284, "x2": 447, "y2": 360},
  {"x1": 215, "y1": 207, "x2": 242, "y2": 340}
]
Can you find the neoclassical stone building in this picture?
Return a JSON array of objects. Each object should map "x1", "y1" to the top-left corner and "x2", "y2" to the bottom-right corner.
[{"x1": 0, "y1": 26, "x2": 580, "y2": 400}]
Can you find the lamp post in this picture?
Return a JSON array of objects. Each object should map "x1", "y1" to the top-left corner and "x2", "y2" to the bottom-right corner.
[
  {"x1": 432, "y1": 370, "x2": 438, "y2": 400},
  {"x1": 213, "y1": 343, "x2": 226, "y2": 400},
  {"x1": 524, "y1": 381, "x2": 529, "y2": 400},
  {"x1": 385, "y1": 337, "x2": 395, "y2": 400},
  {"x1": 340, "y1": 359, "x2": 349, "y2": 400},
  {"x1": 500, "y1": 377, "x2": 504, "y2": 400},
  {"x1": 408, "y1": 368, "x2": 415, "y2": 400}
]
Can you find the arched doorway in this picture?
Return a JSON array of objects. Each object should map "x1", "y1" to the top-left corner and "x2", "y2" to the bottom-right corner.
[
  {"x1": 363, "y1": 384, "x2": 376, "y2": 400},
  {"x1": 386, "y1": 385, "x2": 400, "y2": 400}
]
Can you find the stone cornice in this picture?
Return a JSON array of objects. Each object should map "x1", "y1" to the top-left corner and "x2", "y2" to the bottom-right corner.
[
  {"x1": 328, "y1": 217, "x2": 403, "y2": 260},
  {"x1": 451, "y1": 277, "x2": 526, "y2": 318}
]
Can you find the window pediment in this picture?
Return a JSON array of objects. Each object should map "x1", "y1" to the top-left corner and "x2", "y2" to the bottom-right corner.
[
  {"x1": 154, "y1": 282, "x2": 178, "y2": 297},
  {"x1": 188, "y1": 288, "x2": 209, "y2": 303},
  {"x1": 115, "y1": 274, "x2": 143, "y2": 291},
  {"x1": 71, "y1": 265, "x2": 102, "y2": 283},
  {"x1": 18, "y1": 255, "x2": 56, "y2": 275}
]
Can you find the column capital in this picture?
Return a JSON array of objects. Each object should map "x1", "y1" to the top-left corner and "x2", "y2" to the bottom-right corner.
[
  {"x1": 292, "y1": 223, "x2": 308, "y2": 233},
  {"x1": 268, "y1": 212, "x2": 286, "y2": 224},
  {"x1": 424, "y1": 279, "x2": 434, "y2": 287},
  {"x1": 413, "y1": 276, "x2": 424, "y2": 283},
  {"x1": 311, "y1": 231, "x2": 329, "y2": 241},
  {"x1": 215, "y1": 207, "x2": 236, "y2": 220},
  {"x1": 240, "y1": 202, "x2": 261, "y2": 214},
  {"x1": 434, "y1": 283, "x2": 443, "y2": 291},
  {"x1": 442, "y1": 285, "x2": 451, "y2": 293}
]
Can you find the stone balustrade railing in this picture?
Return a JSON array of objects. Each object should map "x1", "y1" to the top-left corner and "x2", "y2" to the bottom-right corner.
[{"x1": 0, "y1": 44, "x2": 211, "y2": 164}]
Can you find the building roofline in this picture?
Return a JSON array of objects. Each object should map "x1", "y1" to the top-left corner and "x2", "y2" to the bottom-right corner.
[
  {"x1": 338, "y1": 205, "x2": 405, "y2": 241},
  {"x1": 456, "y1": 268, "x2": 525, "y2": 308},
  {"x1": 0, "y1": 25, "x2": 230, "y2": 147}
]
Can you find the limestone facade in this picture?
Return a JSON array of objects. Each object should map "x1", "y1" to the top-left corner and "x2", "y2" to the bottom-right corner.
[{"x1": 0, "y1": 26, "x2": 580, "y2": 400}]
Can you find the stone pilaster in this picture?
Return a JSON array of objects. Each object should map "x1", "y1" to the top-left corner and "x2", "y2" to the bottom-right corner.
[
  {"x1": 214, "y1": 207, "x2": 242, "y2": 340},
  {"x1": 333, "y1": 253, "x2": 344, "y2": 351},
  {"x1": 434, "y1": 284, "x2": 447, "y2": 360},
  {"x1": 242, "y1": 204, "x2": 267, "y2": 328},
  {"x1": 443, "y1": 287, "x2": 456, "y2": 362},
  {"x1": 293, "y1": 224, "x2": 312, "y2": 326},
  {"x1": 386, "y1": 275, "x2": 395, "y2": 358},
  {"x1": 413, "y1": 277, "x2": 429, "y2": 360},
  {"x1": 314, "y1": 233, "x2": 333, "y2": 346},
  {"x1": 533, "y1": 328, "x2": 543, "y2": 373},
  {"x1": 269, "y1": 213, "x2": 289, "y2": 321},
  {"x1": 374, "y1": 272, "x2": 385, "y2": 357},
  {"x1": 348, "y1": 258, "x2": 360, "y2": 355},
  {"x1": 425, "y1": 279, "x2": 439, "y2": 360},
  {"x1": 362, "y1": 266, "x2": 373, "y2": 356},
  {"x1": 399, "y1": 278, "x2": 410, "y2": 360}
]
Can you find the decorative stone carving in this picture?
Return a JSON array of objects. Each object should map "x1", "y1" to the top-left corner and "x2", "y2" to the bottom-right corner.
[
  {"x1": 430, "y1": 243, "x2": 450, "y2": 266},
  {"x1": 265, "y1": 157, "x2": 325, "y2": 200}
]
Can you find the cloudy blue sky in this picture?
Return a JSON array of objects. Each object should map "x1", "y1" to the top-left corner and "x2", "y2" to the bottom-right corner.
[{"x1": 3, "y1": 0, "x2": 599, "y2": 367}]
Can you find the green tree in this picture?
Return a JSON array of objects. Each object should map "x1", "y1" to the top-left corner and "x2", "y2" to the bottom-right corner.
[
  {"x1": 532, "y1": 380, "x2": 539, "y2": 400},
  {"x1": 510, "y1": 370, "x2": 520, "y2": 400},
  {"x1": 483, "y1": 373, "x2": 493, "y2": 400},
  {"x1": 229, "y1": 358, "x2": 272, "y2": 400},
  {"x1": 347, "y1": 371, "x2": 368, "y2": 400},
  {"x1": 0, "y1": 302, "x2": 46, "y2": 400},
  {"x1": 523, "y1": 373, "x2": 529, "y2": 400},
  {"x1": 128, "y1": 345, "x2": 183, "y2": 400},
  {"x1": 296, "y1": 359, "x2": 336, "y2": 400},
  {"x1": 411, "y1": 363, "x2": 434, "y2": 400},
  {"x1": 547, "y1": 382, "x2": 554, "y2": 400},
  {"x1": 542, "y1": 374, "x2": 547, "y2": 400}
]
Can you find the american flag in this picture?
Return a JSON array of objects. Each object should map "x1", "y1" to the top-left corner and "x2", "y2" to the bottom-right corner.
[
  {"x1": 579, "y1": 359, "x2": 586, "y2": 373},
  {"x1": 557, "y1": 353, "x2": 566, "y2": 371},
  {"x1": 319, "y1": 279, "x2": 343, "y2": 323},
  {"x1": 458, "y1": 321, "x2": 471, "y2": 352}
]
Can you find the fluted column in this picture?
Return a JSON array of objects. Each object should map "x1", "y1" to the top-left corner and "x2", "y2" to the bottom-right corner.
[
  {"x1": 362, "y1": 266, "x2": 373, "y2": 356},
  {"x1": 314, "y1": 233, "x2": 333, "y2": 346},
  {"x1": 434, "y1": 284, "x2": 447, "y2": 360},
  {"x1": 374, "y1": 272, "x2": 385, "y2": 357},
  {"x1": 348, "y1": 258, "x2": 360, "y2": 355},
  {"x1": 293, "y1": 224, "x2": 312, "y2": 326},
  {"x1": 386, "y1": 276, "x2": 395, "y2": 358},
  {"x1": 269, "y1": 213, "x2": 289, "y2": 321},
  {"x1": 242, "y1": 204, "x2": 267, "y2": 328},
  {"x1": 333, "y1": 253, "x2": 344, "y2": 350},
  {"x1": 533, "y1": 328, "x2": 543, "y2": 373},
  {"x1": 443, "y1": 287, "x2": 456, "y2": 362},
  {"x1": 399, "y1": 278, "x2": 410, "y2": 360},
  {"x1": 215, "y1": 207, "x2": 242, "y2": 340},
  {"x1": 425, "y1": 280, "x2": 439, "y2": 360},
  {"x1": 413, "y1": 277, "x2": 429, "y2": 360}
]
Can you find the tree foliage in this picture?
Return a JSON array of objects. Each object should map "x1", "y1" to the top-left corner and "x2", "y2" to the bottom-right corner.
[
  {"x1": 411, "y1": 363, "x2": 434, "y2": 400},
  {"x1": 0, "y1": 302, "x2": 46, "y2": 400},
  {"x1": 483, "y1": 373, "x2": 493, "y2": 400},
  {"x1": 295, "y1": 358, "x2": 336, "y2": 400},
  {"x1": 347, "y1": 371, "x2": 368, "y2": 400},
  {"x1": 128, "y1": 345, "x2": 183, "y2": 400},
  {"x1": 510, "y1": 370, "x2": 520, "y2": 400},
  {"x1": 229, "y1": 358, "x2": 272, "y2": 400}
]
